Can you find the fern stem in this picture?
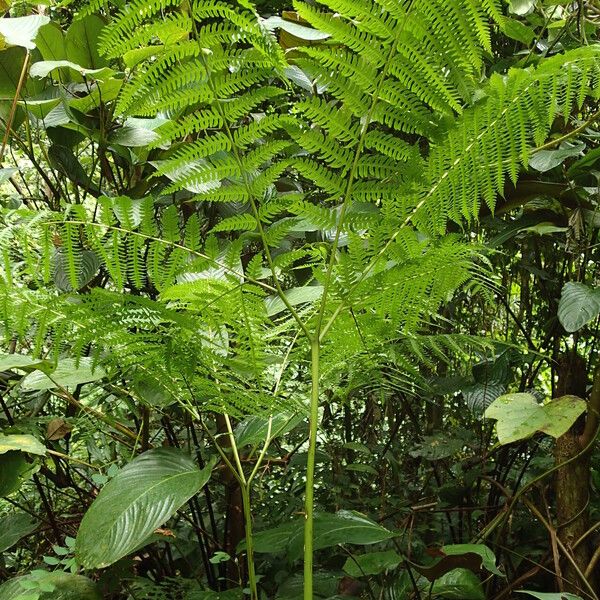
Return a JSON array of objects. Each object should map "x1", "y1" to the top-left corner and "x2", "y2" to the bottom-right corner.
[
  {"x1": 241, "y1": 484, "x2": 259, "y2": 600},
  {"x1": 313, "y1": 19, "x2": 408, "y2": 339},
  {"x1": 304, "y1": 339, "x2": 320, "y2": 600}
]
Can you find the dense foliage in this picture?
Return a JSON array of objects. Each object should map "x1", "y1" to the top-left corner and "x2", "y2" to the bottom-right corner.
[{"x1": 1, "y1": 1, "x2": 600, "y2": 599}]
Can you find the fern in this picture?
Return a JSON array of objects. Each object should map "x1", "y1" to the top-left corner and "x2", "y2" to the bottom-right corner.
[{"x1": 413, "y1": 46, "x2": 600, "y2": 232}]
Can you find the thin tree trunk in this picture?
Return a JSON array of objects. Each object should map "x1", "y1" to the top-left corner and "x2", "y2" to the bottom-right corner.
[{"x1": 554, "y1": 352, "x2": 599, "y2": 595}]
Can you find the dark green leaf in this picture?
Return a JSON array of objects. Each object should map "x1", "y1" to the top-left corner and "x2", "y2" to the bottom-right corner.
[
  {"x1": 64, "y1": 15, "x2": 107, "y2": 69},
  {"x1": 430, "y1": 568, "x2": 484, "y2": 600},
  {"x1": 0, "y1": 451, "x2": 38, "y2": 497},
  {"x1": 75, "y1": 448, "x2": 214, "y2": 568},
  {"x1": 0, "y1": 512, "x2": 39, "y2": 552},
  {"x1": 558, "y1": 282, "x2": 600, "y2": 332},
  {"x1": 529, "y1": 142, "x2": 585, "y2": 172},
  {"x1": 35, "y1": 22, "x2": 66, "y2": 61}
]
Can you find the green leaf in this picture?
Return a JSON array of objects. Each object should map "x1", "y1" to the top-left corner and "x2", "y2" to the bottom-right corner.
[
  {"x1": 0, "y1": 512, "x2": 39, "y2": 552},
  {"x1": 343, "y1": 550, "x2": 402, "y2": 577},
  {"x1": 0, "y1": 572, "x2": 100, "y2": 600},
  {"x1": 64, "y1": 15, "x2": 107, "y2": 70},
  {"x1": 529, "y1": 142, "x2": 585, "y2": 172},
  {"x1": 0, "y1": 15, "x2": 50, "y2": 49},
  {"x1": 108, "y1": 125, "x2": 160, "y2": 147},
  {"x1": 21, "y1": 357, "x2": 106, "y2": 391},
  {"x1": 430, "y1": 568, "x2": 484, "y2": 600},
  {"x1": 252, "y1": 510, "x2": 397, "y2": 560},
  {"x1": 567, "y1": 147, "x2": 600, "y2": 177},
  {"x1": 463, "y1": 382, "x2": 505, "y2": 414},
  {"x1": 558, "y1": 282, "x2": 600, "y2": 332},
  {"x1": 0, "y1": 47, "x2": 27, "y2": 99},
  {"x1": 441, "y1": 544, "x2": 502, "y2": 576},
  {"x1": 265, "y1": 285, "x2": 323, "y2": 316},
  {"x1": 52, "y1": 249, "x2": 100, "y2": 292},
  {"x1": 29, "y1": 60, "x2": 114, "y2": 80},
  {"x1": 0, "y1": 434, "x2": 46, "y2": 456},
  {"x1": 484, "y1": 393, "x2": 587, "y2": 445},
  {"x1": 75, "y1": 448, "x2": 214, "y2": 568},
  {"x1": 0, "y1": 451, "x2": 39, "y2": 497},
  {"x1": 35, "y1": 22, "x2": 66, "y2": 61},
  {"x1": 235, "y1": 412, "x2": 303, "y2": 447},
  {"x1": 500, "y1": 17, "x2": 535, "y2": 44},
  {"x1": 0, "y1": 353, "x2": 48, "y2": 371}
]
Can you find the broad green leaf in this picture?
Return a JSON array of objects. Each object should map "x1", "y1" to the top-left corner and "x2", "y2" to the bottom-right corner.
[
  {"x1": 21, "y1": 357, "x2": 106, "y2": 391},
  {"x1": 517, "y1": 592, "x2": 584, "y2": 600},
  {"x1": 0, "y1": 451, "x2": 39, "y2": 497},
  {"x1": 75, "y1": 448, "x2": 214, "y2": 568},
  {"x1": 0, "y1": 512, "x2": 39, "y2": 552},
  {"x1": 343, "y1": 550, "x2": 402, "y2": 577},
  {"x1": 0, "y1": 434, "x2": 46, "y2": 456},
  {"x1": 17, "y1": 97, "x2": 61, "y2": 119},
  {"x1": 521, "y1": 222, "x2": 568, "y2": 236},
  {"x1": 0, "y1": 353, "x2": 47, "y2": 371},
  {"x1": 529, "y1": 142, "x2": 585, "y2": 172},
  {"x1": 52, "y1": 249, "x2": 100, "y2": 292},
  {"x1": 252, "y1": 510, "x2": 397, "y2": 560},
  {"x1": 500, "y1": 17, "x2": 535, "y2": 44},
  {"x1": 430, "y1": 568, "x2": 484, "y2": 600},
  {"x1": 442, "y1": 544, "x2": 502, "y2": 576},
  {"x1": 276, "y1": 571, "x2": 340, "y2": 600},
  {"x1": 0, "y1": 15, "x2": 50, "y2": 49},
  {"x1": 0, "y1": 571, "x2": 100, "y2": 599},
  {"x1": 64, "y1": 15, "x2": 107, "y2": 69},
  {"x1": 265, "y1": 285, "x2": 323, "y2": 316},
  {"x1": 35, "y1": 22, "x2": 66, "y2": 61},
  {"x1": 485, "y1": 393, "x2": 586, "y2": 445},
  {"x1": 108, "y1": 125, "x2": 160, "y2": 147},
  {"x1": 0, "y1": 47, "x2": 26, "y2": 98},
  {"x1": 558, "y1": 282, "x2": 600, "y2": 332},
  {"x1": 68, "y1": 77, "x2": 123, "y2": 112},
  {"x1": 463, "y1": 382, "x2": 505, "y2": 414},
  {"x1": 0, "y1": 166, "x2": 16, "y2": 182}
]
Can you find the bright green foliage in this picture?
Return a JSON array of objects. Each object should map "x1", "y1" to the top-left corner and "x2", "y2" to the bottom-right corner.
[
  {"x1": 0, "y1": 0, "x2": 600, "y2": 599},
  {"x1": 417, "y1": 47, "x2": 600, "y2": 231}
]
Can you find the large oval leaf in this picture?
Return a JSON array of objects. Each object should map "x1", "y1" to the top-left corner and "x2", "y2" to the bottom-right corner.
[
  {"x1": 251, "y1": 510, "x2": 397, "y2": 561},
  {"x1": 21, "y1": 357, "x2": 106, "y2": 391},
  {"x1": 485, "y1": 393, "x2": 586, "y2": 445},
  {"x1": 75, "y1": 448, "x2": 214, "y2": 568},
  {"x1": 558, "y1": 282, "x2": 600, "y2": 333}
]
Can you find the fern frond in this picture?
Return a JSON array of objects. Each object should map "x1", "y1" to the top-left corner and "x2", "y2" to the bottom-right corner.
[{"x1": 414, "y1": 46, "x2": 600, "y2": 232}]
